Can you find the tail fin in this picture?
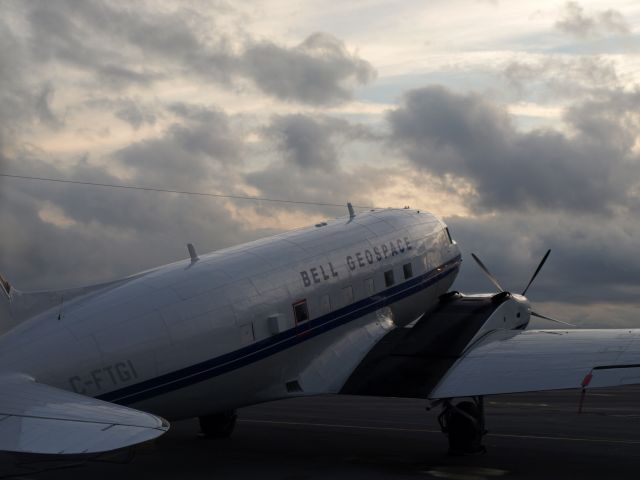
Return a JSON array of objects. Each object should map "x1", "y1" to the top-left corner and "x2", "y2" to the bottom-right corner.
[
  {"x1": 0, "y1": 272, "x2": 19, "y2": 333},
  {"x1": 0, "y1": 271, "x2": 140, "y2": 335},
  {"x1": 0, "y1": 268, "x2": 150, "y2": 335},
  {"x1": 0, "y1": 273, "x2": 11, "y2": 298},
  {"x1": 0, "y1": 273, "x2": 75, "y2": 333},
  {"x1": 0, "y1": 273, "x2": 65, "y2": 334}
]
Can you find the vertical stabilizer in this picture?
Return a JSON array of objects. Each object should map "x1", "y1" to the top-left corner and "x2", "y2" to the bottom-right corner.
[
  {"x1": 0, "y1": 273, "x2": 11, "y2": 297},
  {"x1": 0, "y1": 271, "x2": 141, "y2": 335},
  {"x1": 0, "y1": 273, "x2": 17, "y2": 333}
]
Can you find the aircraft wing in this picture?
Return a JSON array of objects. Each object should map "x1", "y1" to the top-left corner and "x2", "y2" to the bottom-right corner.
[
  {"x1": 0, "y1": 374, "x2": 169, "y2": 455},
  {"x1": 430, "y1": 329, "x2": 640, "y2": 399}
]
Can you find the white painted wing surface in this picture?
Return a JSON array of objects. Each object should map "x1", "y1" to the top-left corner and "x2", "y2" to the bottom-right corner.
[
  {"x1": 0, "y1": 375, "x2": 169, "y2": 455},
  {"x1": 430, "y1": 329, "x2": 640, "y2": 399}
]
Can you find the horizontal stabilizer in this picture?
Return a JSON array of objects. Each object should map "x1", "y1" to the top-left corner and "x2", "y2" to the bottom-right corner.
[
  {"x1": 430, "y1": 329, "x2": 640, "y2": 399},
  {"x1": 0, "y1": 375, "x2": 169, "y2": 455}
]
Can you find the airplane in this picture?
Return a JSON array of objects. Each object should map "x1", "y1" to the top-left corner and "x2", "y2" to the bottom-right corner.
[{"x1": 0, "y1": 205, "x2": 639, "y2": 456}]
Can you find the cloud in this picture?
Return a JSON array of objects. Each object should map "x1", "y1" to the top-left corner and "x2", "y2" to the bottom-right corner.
[
  {"x1": 0, "y1": 99, "x2": 264, "y2": 289},
  {"x1": 14, "y1": 1, "x2": 374, "y2": 106},
  {"x1": 268, "y1": 114, "x2": 339, "y2": 171},
  {"x1": 34, "y1": 83, "x2": 63, "y2": 128},
  {"x1": 1, "y1": 0, "x2": 638, "y2": 331},
  {"x1": 0, "y1": 13, "x2": 40, "y2": 134},
  {"x1": 25, "y1": 0, "x2": 156, "y2": 86},
  {"x1": 265, "y1": 114, "x2": 365, "y2": 172},
  {"x1": 1, "y1": 113, "x2": 390, "y2": 291},
  {"x1": 0, "y1": 154, "x2": 269, "y2": 291},
  {"x1": 446, "y1": 211, "x2": 640, "y2": 316},
  {"x1": 242, "y1": 33, "x2": 376, "y2": 105},
  {"x1": 24, "y1": 0, "x2": 235, "y2": 93},
  {"x1": 114, "y1": 99, "x2": 157, "y2": 130},
  {"x1": 116, "y1": 105, "x2": 243, "y2": 190},
  {"x1": 387, "y1": 85, "x2": 640, "y2": 214},
  {"x1": 245, "y1": 162, "x2": 382, "y2": 216},
  {"x1": 503, "y1": 56, "x2": 619, "y2": 101},
  {"x1": 242, "y1": 112, "x2": 390, "y2": 216},
  {"x1": 555, "y1": 2, "x2": 631, "y2": 38},
  {"x1": 564, "y1": 89, "x2": 640, "y2": 152},
  {"x1": 0, "y1": 107, "x2": 388, "y2": 289}
]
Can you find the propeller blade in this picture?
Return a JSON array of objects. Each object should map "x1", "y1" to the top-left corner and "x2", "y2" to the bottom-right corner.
[
  {"x1": 522, "y1": 249, "x2": 551, "y2": 296},
  {"x1": 531, "y1": 311, "x2": 575, "y2": 327},
  {"x1": 470, "y1": 253, "x2": 504, "y2": 292}
]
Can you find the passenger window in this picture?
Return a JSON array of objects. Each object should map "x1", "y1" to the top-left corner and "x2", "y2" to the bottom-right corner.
[
  {"x1": 320, "y1": 294, "x2": 331, "y2": 314},
  {"x1": 403, "y1": 263, "x2": 413, "y2": 279},
  {"x1": 293, "y1": 300, "x2": 309, "y2": 324},
  {"x1": 384, "y1": 270, "x2": 395, "y2": 287},
  {"x1": 364, "y1": 277, "x2": 375, "y2": 296},
  {"x1": 342, "y1": 285, "x2": 354, "y2": 305}
]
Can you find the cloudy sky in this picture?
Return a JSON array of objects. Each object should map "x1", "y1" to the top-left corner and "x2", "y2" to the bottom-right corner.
[{"x1": 1, "y1": 0, "x2": 639, "y2": 327}]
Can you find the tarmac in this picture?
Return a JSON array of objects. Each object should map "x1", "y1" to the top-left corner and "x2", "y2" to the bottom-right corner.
[{"x1": 2, "y1": 385, "x2": 639, "y2": 479}]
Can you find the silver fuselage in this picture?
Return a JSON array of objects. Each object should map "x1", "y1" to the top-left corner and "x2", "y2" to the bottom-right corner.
[{"x1": 0, "y1": 209, "x2": 460, "y2": 420}]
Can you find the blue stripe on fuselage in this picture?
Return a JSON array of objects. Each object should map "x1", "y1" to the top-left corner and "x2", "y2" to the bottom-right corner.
[{"x1": 98, "y1": 254, "x2": 462, "y2": 405}]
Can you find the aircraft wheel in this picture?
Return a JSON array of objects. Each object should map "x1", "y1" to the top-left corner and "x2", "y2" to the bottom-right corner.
[
  {"x1": 198, "y1": 410, "x2": 237, "y2": 438},
  {"x1": 438, "y1": 399, "x2": 486, "y2": 455}
]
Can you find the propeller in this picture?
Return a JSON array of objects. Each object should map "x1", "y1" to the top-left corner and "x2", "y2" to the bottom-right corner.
[
  {"x1": 530, "y1": 311, "x2": 575, "y2": 327},
  {"x1": 522, "y1": 249, "x2": 550, "y2": 296},
  {"x1": 470, "y1": 249, "x2": 575, "y2": 327},
  {"x1": 470, "y1": 253, "x2": 504, "y2": 292}
]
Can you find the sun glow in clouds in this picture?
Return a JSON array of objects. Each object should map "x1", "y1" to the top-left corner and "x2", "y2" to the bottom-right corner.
[{"x1": 1, "y1": 0, "x2": 639, "y2": 326}]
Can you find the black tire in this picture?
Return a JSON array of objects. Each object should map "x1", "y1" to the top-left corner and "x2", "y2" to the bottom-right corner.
[
  {"x1": 447, "y1": 401, "x2": 484, "y2": 454},
  {"x1": 198, "y1": 410, "x2": 237, "y2": 438}
]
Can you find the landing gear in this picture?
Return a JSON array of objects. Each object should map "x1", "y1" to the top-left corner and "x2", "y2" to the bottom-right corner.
[
  {"x1": 198, "y1": 410, "x2": 237, "y2": 438},
  {"x1": 437, "y1": 397, "x2": 487, "y2": 455}
]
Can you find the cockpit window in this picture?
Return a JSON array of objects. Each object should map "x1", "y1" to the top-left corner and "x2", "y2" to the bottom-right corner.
[{"x1": 445, "y1": 227, "x2": 453, "y2": 244}]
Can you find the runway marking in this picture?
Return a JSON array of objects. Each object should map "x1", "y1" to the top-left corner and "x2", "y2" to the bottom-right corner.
[
  {"x1": 240, "y1": 419, "x2": 640, "y2": 446},
  {"x1": 488, "y1": 432, "x2": 640, "y2": 445},
  {"x1": 423, "y1": 466, "x2": 509, "y2": 479},
  {"x1": 239, "y1": 418, "x2": 441, "y2": 434}
]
